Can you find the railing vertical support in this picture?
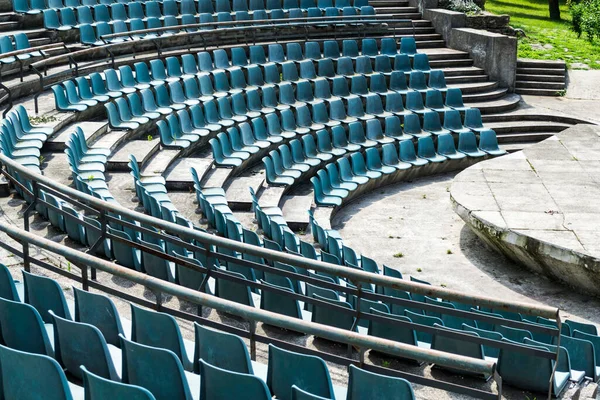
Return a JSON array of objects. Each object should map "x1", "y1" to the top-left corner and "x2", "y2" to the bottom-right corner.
[
  {"x1": 81, "y1": 262, "x2": 89, "y2": 291},
  {"x1": 22, "y1": 180, "x2": 38, "y2": 273},
  {"x1": 249, "y1": 320, "x2": 257, "y2": 361}
]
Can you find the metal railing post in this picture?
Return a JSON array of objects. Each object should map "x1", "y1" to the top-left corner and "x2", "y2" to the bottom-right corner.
[{"x1": 22, "y1": 180, "x2": 38, "y2": 272}]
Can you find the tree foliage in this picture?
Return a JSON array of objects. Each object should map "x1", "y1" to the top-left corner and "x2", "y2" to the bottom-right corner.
[{"x1": 570, "y1": 0, "x2": 600, "y2": 41}]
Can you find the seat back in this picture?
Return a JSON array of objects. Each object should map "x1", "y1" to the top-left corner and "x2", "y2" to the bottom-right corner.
[
  {"x1": 200, "y1": 359, "x2": 271, "y2": 400},
  {"x1": 193, "y1": 323, "x2": 253, "y2": 374},
  {"x1": 347, "y1": 364, "x2": 415, "y2": 399},
  {"x1": 130, "y1": 303, "x2": 189, "y2": 369},
  {"x1": 121, "y1": 336, "x2": 193, "y2": 400},
  {"x1": 51, "y1": 311, "x2": 119, "y2": 380},
  {"x1": 267, "y1": 344, "x2": 335, "y2": 400},
  {"x1": 0, "y1": 344, "x2": 74, "y2": 400},
  {"x1": 0, "y1": 262, "x2": 20, "y2": 301},
  {"x1": 74, "y1": 287, "x2": 124, "y2": 348},
  {"x1": 23, "y1": 270, "x2": 71, "y2": 323},
  {"x1": 0, "y1": 297, "x2": 53, "y2": 356}
]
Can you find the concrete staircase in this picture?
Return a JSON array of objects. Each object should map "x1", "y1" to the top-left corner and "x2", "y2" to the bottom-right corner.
[{"x1": 515, "y1": 59, "x2": 567, "y2": 96}]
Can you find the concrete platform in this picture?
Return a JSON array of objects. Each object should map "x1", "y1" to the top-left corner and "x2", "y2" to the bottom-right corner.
[
  {"x1": 451, "y1": 124, "x2": 600, "y2": 297},
  {"x1": 107, "y1": 138, "x2": 160, "y2": 171}
]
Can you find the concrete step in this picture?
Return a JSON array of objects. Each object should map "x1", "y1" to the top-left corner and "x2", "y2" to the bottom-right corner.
[
  {"x1": 376, "y1": 12, "x2": 421, "y2": 19},
  {"x1": 462, "y1": 88, "x2": 508, "y2": 103},
  {"x1": 451, "y1": 80, "x2": 497, "y2": 94},
  {"x1": 499, "y1": 142, "x2": 532, "y2": 153},
  {"x1": 45, "y1": 121, "x2": 107, "y2": 152},
  {"x1": 373, "y1": 6, "x2": 419, "y2": 13},
  {"x1": 441, "y1": 66, "x2": 485, "y2": 77},
  {"x1": 516, "y1": 74, "x2": 565, "y2": 83},
  {"x1": 517, "y1": 58, "x2": 566, "y2": 69},
  {"x1": 445, "y1": 74, "x2": 489, "y2": 84},
  {"x1": 514, "y1": 87, "x2": 563, "y2": 96},
  {"x1": 516, "y1": 67, "x2": 566, "y2": 76},
  {"x1": 481, "y1": 113, "x2": 586, "y2": 126},
  {"x1": 414, "y1": 39, "x2": 445, "y2": 49},
  {"x1": 430, "y1": 58, "x2": 473, "y2": 68},
  {"x1": 424, "y1": 49, "x2": 470, "y2": 61},
  {"x1": 0, "y1": 21, "x2": 21, "y2": 32},
  {"x1": 496, "y1": 132, "x2": 555, "y2": 143},
  {"x1": 469, "y1": 93, "x2": 521, "y2": 114},
  {"x1": 516, "y1": 80, "x2": 565, "y2": 90},
  {"x1": 0, "y1": 12, "x2": 20, "y2": 23},
  {"x1": 107, "y1": 138, "x2": 160, "y2": 171},
  {"x1": 371, "y1": 0, "x2": 410, "y2": 7},
  {"x1": 485, "y1": 121, "x2": 571, "y2": 134}
]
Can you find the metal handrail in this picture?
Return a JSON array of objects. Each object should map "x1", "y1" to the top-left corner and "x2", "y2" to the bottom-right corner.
[
  {"x1": 0, "y1": 154, "x2": 559, "y2": 319},
  {"x1": 0, "y1": 220, "x2": 499, "y2": 379}
]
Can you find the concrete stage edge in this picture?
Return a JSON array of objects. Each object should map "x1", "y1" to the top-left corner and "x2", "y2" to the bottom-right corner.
[{"x1": 450, "y1": 124, "x2": 600, "y2": 296}]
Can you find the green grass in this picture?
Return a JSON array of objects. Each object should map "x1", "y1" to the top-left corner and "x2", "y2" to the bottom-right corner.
[{"x1": 485, "y1": 0, "x2": 600, "y2": 69}]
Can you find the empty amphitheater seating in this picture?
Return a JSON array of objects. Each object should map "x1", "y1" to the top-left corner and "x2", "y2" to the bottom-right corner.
[{"x1": 0, "y1": 267, "x2": 425, "y2": 399}]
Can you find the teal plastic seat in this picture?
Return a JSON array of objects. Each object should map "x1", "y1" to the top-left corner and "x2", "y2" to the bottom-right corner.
[
  {"x1": 425, "y1": 89, "x2": 450, "y2": 113},
  {"x1": 215, "y1": 269, "x2": 255, "y2": 307},
  {"x1": 0, "y1": 262, "x2": 22, "y2": 301},
  {"x1": 366, "y1": 147, "x2": 396, "y2": 175},
  {"x1": 462, "y1": 323, "x2": 502, "y2": 358},
  {"x1": 432, "y1": 324, "x2": 489, "y2": 377},
  {"x1": 0, "y1": 344, "x2": 84, "y2": 400},
  {"x1": 347, "y1": 364, "x2": 415, "y2": 399},
  {"x1": 50, "y1": 311, "x2": 121, "y2": 380},
  {"x1": 498, "y1": 337, "x2": 570, "y2": 396},
  {"x1": 445, "y1": 88, "x2": 469, "y2": 112},
  {"x1": 193, "y1": 323, "x2": 254, "y2": 375},
  {"x1": 479, "y1": 129, "x2": 507, "y2": 156},
  {"x1": 23, "y1": 270, "x2": 72, "y2": 323},
  {"x1": 418, "y1": 136, "x2": 447, "y2": 163},
  {"x1": 74, "y1": 287, "x2": 125, "y2": 348},
  {"x1": 443, "y1": 110, "x2": 471, "y2": 134},
  {"x1": 291, "y1": 385, "x2": 330, "y2": 400},
  {"x1": 405, "y1": 91, "x2": 428, "y2": 114},
  {"x1": 458, "y1": 131, "x2": 486, "y2": 157},
  {"x1": 572, "y1": 330, "x2": 600, "y2": 381},
  {"x1": 462, "y1": 108, "x2": 485, "y2": 134},
  {"x1": 400, "y1": 37, "x2": 417, "y2": 56},
  {"x1": 399, "y1": 140, "x2": 428, "y2": 166},
  {"x1": 389, "y1": 70, "x2": 409, "y2": 94},
  {"x1": 200, "y1": 359, "x2": 271, "y2": 400},
  {"x1": 404, "y1": 310, "x2": 443, "y2": 344},
  {"x1": 565, "y1": 319, "x2": 597, "y2": 336},
  {"x1": 120, "y1": 336, "x2": 198, "y2": 400},
  {"x1": 131, "y1": 304, "x2": 193, "y2": 370},
  {"x1": 82, "y1": 366, "x2": 155, "y2": 400},
  {"x1": 552, "y1": 334, "x2": 598, "y2": 381},
  {"x1": 437, "y1": 133, "x2": 466, "y2": 160},
  {"x1": 494, "y1": 324, "x2": 533, "y2": 342},
  {"x1": 368, "y1": 308, "x2": 425, "y2": 350},
  {"x1": 267, "y1": 344, "x2": 335, "y2": 400},
  {"x1": 311, "y1": 293, "x2": 355, "y2": 331},
  {"x1": 428, "y1": 70, "x2": 447, "y2": 92},
  {"x1": 0, "y1": 296, "x2": 54, "y2": 356}
]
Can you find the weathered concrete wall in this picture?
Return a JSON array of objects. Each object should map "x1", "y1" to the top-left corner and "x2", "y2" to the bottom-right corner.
[
  {"x1": 408, "y1": 0, "x2": 439, "y2": 14},
  {"x1": 423, "y1": 9, "x2": 517, "y2": 91},
  {"x1": 423, "y1": 9, "x2": 466, "y2": 39},
  {"x1": 449, "y1": 28, "x2": 517, "y2": 90}
]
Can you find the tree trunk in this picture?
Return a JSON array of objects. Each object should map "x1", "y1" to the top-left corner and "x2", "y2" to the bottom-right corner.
[{"x1": 549, "y1": 0, "x2": 561, "y2": 20}]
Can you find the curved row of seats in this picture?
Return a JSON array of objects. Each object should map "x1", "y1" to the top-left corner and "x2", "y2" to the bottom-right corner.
[
  {"x1": 65, "y1": 127, "x2": 115, "y2": 202},
  {"x1": 0, "y1": 266, "x2": 417, "y2": 399},
  {"x1": 19, "y1": 0, "x2": 370, "y2": 14},
  {"x1": 45, "y1": 4, "x2": 375, "y2": 33},
  {"x1": 310, "y1": 131, "x2": 504, "y2": 206},
  {"x1": 0, "y1": 105, "x2": 53, "y2": 176},
  {"x1": 0, "y1": 33, "x2": 47, "y2": 65},
  {"x1": 4, "y1": 104, "x2": 597, "y2": 397},
  {"x1": 260, "y1": 114, "x2": 491, "y2": 187}
]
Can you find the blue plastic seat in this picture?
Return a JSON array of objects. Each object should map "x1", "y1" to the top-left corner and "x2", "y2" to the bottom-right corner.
[
  {"x1": 400, "y1": 37, "x2": 417, "y2": 56},
  {"x1": 566, "y1": 320, "x2": 598, "y2": 336},
  {"x1": 405, "y1": 91, "x2": 428, "y2": 114}
]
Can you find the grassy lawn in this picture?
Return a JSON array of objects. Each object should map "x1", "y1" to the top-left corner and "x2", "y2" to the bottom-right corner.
[{"x1": 485, "y1": 0, "x2": 600, "y2": 69}]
